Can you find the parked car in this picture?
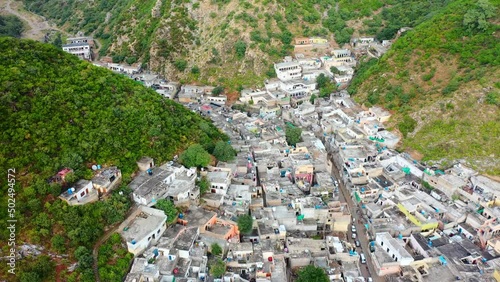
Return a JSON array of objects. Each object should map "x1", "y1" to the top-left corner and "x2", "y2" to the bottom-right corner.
[
  {"x1": 351, "y1": 225, "x2": 357, "y2": 233},
  {"x1": 355, "y1": 240, "x2": 360, "y2": 247},
  {"x1": 368, "y1": 278, "x2": 373, "y2": 282},
  {"x1": 352, "y1": 233, "x2": 357, "y2": 239}
]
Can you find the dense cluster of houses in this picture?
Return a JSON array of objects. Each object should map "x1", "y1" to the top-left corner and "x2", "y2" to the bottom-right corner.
[{"x1": 57, "y1": 35, "x2": 500, "y2": 282}]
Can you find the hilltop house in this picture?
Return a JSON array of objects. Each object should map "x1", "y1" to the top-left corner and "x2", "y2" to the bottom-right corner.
[
  {"x1": 62, "y1": 37, "x2": 93, "y2": 61},
  {"x1": 59, "y1": 179, "x2": 98, "y2": 205}
]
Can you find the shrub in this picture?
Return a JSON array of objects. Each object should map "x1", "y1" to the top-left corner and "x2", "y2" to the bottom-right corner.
[
  {"x1": 174, "y1": 59, "x2": 188, "y2": 71},
  {"x1": 234, "y1": 41, "x2": 247, "y2": 58}
]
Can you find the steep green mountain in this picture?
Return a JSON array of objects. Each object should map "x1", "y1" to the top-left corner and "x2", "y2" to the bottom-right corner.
[
  {"x1": 21, "y1": 0, "x2": 452, "y2": 89},
  {"x1": 0, "y1": 37, "x2": 226, "y2": 281},
  {"x1": 349, "y1": 0, "x2": 500, "y2": 175}
]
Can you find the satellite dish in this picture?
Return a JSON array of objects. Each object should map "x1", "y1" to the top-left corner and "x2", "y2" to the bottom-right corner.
[{"x1": 92, "y1": 165, "x2": 97, "y2": 171}]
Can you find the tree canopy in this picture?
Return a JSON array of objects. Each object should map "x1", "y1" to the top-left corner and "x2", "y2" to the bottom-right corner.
[
  {"x1": 463, "y1": 0, "x2": 496, "y2": 33},
  {"x1": 211, "y1": 243, "x2": 223, "y2": 256},
  {"x1": 210, "y1": 258, "x2": 226, "y2": 278},
  {"x1": 197, "y1": 176, "x2": 210, "y2": 195},
  {"x1": 315, "y1": 73, "x2": 337, "y2": 98},
  {"x1": 316, "y1": 73, "x2": 329, "y2": 89},
  {"x1": 285, "y1": 124, "x2": 302, "y2": 146},
  {"x1": 155, "y1": 199, "x2": 178, "y2": 223},
  {"x1": 0, "y1": 15, "x2": 24, "y2": 38},
  {"x1": 213, "y1": 141, "x2": 236, "y2": 162},
  {"x1": 179, "y1": 144, "x2": 212, "y2": 168},
  {"x1": 237, "y1": 214, "x2": 254, "y2": 234},
  {"x1": 212, "y1": 86, "x2": 224, "y2": 96},
  {"x1": 297, "y1": 265, "x2": 329, "y2": 282}
]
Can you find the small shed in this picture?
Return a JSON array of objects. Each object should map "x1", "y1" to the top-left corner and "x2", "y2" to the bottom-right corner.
[{"x1": 137, "y1": 157, "x2": 154, "y2": 172}]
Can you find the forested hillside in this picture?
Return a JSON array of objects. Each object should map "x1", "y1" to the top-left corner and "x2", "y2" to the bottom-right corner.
[
  {"x1": 349, "y1": 0, "x2": 500, "y2": 174},
  {"x1": 0, "y1": 37, "x2": 226, "y2": 281},
  {"x1": 22, "y1": 0, "x2": 451, "y2": 89}
]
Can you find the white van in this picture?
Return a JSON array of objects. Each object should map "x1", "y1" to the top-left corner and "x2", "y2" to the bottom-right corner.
[{"x1": 360, "y1": 253, "x2": 366, "y2": 264}]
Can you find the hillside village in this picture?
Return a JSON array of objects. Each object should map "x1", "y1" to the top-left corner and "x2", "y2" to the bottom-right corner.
[{"x1": 52, "y1": 32, "x2": 500, "y2": 282}]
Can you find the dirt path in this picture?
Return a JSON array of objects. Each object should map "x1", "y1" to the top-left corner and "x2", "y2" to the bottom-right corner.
[
  {"x1": 91, "y1": 204, "x2": 138, "y2": 282},
  {"x1": 1, "y1": 0, "x2": 67, "y2": 40}
]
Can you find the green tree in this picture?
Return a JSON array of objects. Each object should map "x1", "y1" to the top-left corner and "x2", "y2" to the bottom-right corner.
[
  {"x1": 52, "y1": 33, "x2": 62, "y2": 48},
  {"x1": 51, "y1": 234, "x2": 66, "y2": 252},
  {"x1": 319, "y1": 83, "x2": 337, "y2": 98},
  {"x1": 316, "y1": 73, "x2": 329, "y2": 89},
  {"x1": 112, "y1": 54, "x2": 125, "y2": 63},
  {"x1": 75, "y1": 246, "x2": 93, "y2": 269},
  {"x1": 212, "y1": 86, "x2": 224, "y2": 96},
  {"x1": 237, "y1": 214, "x2": 253, "y2": 234},
  {"x1": 463, "y1": 0, "x2": 496, "y2": 33},
  {"x1": 125, "y1": 56, "x2": 137, "y2": 65},
  {"x1": 285, "y1": 125, "x2": 302, "y2": 146},
  {"x1": 180, "y1": 144, "x2": 211, "y2": 168},
  {"x1": 213, "y1": 141, "x2": 235, "y2": 162},
  {"x1": 191, "y1": 65, "x2": 200, "y2": 74},
  {"x1": 330, "y1": 66, "x2": 340, "y2": 75},
  {"x1": 155, "y1": 199, "x2": 178, "y2": 223},
  {"x1": 0, "y1": 15, "x2": 24, "y2": 38},
  {"x1": 210, "y1": 258, "x2": 226, "y2": 278},
  {"x1": 309, "y1": 94, "x2": 317, "y2": 104},
  {"x1": 211, "y1": 243, "x2": 223, "y2": 256},
  {"x1": 197, "y1": 176, "x2": 210, "y2": 195},
  {"x1": 297, "y1": 265, "x2": 329, "y2": 282},
  {"x1": 235, "y1": 40, "x2": 247, "y2": 58},
  {"x1": 174, "y1": 59, "x2": 188, "y2": 71}
]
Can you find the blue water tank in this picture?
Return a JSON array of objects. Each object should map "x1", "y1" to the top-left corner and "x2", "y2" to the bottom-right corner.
[
  {"x1": 179, "y1": 213, "x2": 184, "y2": 219},
  {"x1": 97, "y1": 164, "x2": 101, "y2": 170}
]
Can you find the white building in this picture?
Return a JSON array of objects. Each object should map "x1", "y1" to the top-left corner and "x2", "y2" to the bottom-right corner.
[
  {"x1": 62, "y1": 42, "x2": 92, "y2": 60},
  {"x1": 274, "y1": 61, "x2": 302, "y2": 81},
  {"x1": 129, "y1": 164, "x2": 196, "y2": 206},
  {"x1": 205, "y1": 95, "x2": 227, "y2": 106},
  {"x1": 279, "y1": 79, "x2": 316, "y2": 98},
  {"x1": 119, "y1": 206, "x2": 167, "y2": 256},
  {"x1": 207, "y1": 170, "x2": 231, "y2": 195},
  {"x1": 59, "y1": 179, "x2": 98, "y2": 205},
  {"x1": 375, "y1": 232, "x2": 414, "y2": 266}
]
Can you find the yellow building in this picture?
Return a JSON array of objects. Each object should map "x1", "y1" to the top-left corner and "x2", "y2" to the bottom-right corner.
[{"x1": 310, "y1": 37, "x2": 328, "y2": 44}]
